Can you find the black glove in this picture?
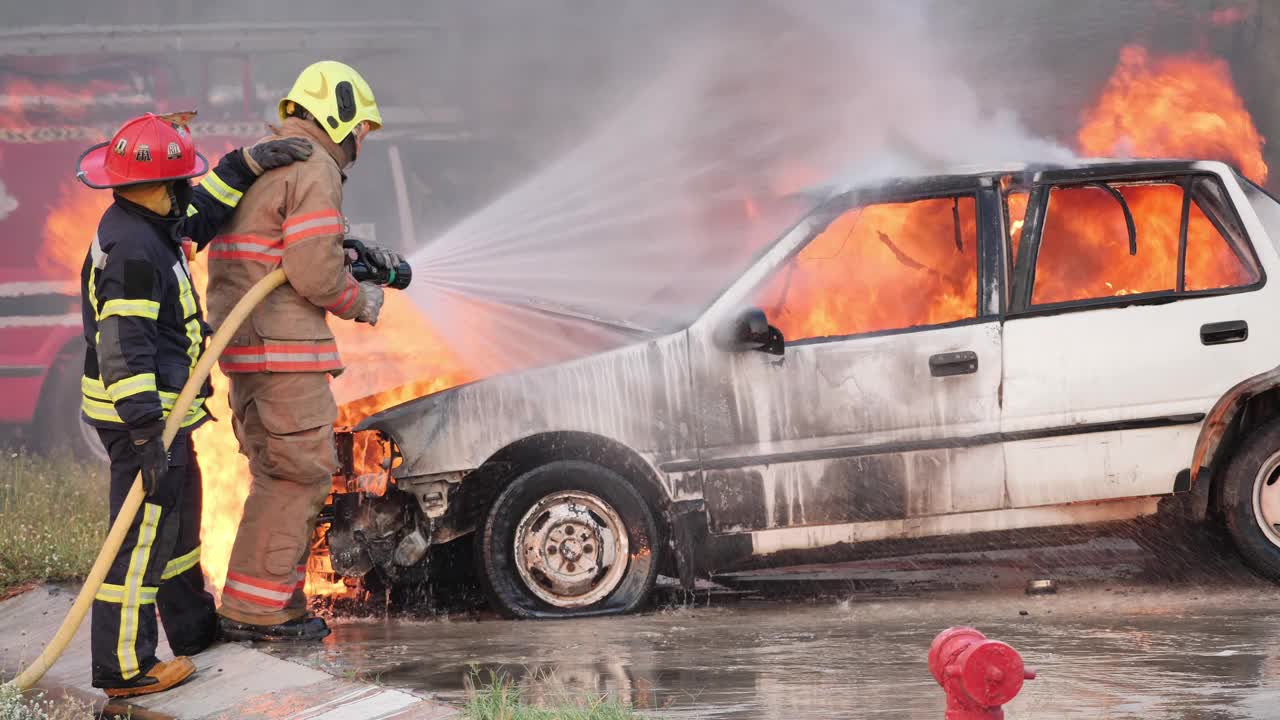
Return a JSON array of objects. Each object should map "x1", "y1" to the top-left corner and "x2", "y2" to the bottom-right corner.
[
  {"x1": 247, "y1": 137, "x2": 313, "y2": 173},
  {"x1": 129, "y1": 422, "x2": 169, "y2": 496}
]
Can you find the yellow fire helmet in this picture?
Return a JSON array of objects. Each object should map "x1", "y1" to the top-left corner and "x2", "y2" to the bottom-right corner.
[{"x1": 279, "y1": 60, "x2": 382, "y2": 145}]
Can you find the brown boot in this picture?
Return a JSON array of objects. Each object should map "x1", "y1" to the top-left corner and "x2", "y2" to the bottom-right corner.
[{"x1": 102, "y1": 657, "x2": 196, "y2": 698}]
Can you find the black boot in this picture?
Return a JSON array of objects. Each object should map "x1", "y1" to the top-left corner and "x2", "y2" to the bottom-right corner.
[{"x1": 217, "y1": 615, "x2": 331, "y2": 642}]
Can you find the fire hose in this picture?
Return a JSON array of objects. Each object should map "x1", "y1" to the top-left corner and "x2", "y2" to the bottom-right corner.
[{"x1": 5, "y1": 268, "x2": 288, "y2": 691}]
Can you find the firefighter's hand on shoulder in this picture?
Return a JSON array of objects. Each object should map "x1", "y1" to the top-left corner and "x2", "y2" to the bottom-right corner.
[
  {"x1": 129, "y1": 421, "x2": 170, "y2": 496},
  {"x1": 246, "y1": 137, "x2": 314, "y2": 174},
  {"x1": 355, "y1": 282, "x2": 385, "y2": 326}
]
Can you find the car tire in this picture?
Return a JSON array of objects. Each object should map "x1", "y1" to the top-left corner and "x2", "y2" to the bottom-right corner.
[
  {"x1": 34, "y1": 344, "x2": 108, "y2": 465},
  {"x1": 1219, "y1": 417, "x2": 1280, "y2": 582},
  {"x1": 477, "y1": 459, "x2": 660, "y2": 618}
]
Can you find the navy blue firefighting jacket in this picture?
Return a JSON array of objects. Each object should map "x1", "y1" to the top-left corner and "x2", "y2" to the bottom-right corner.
[{"x1": 79, "y1": 149, "x2": 260, "y2": 433}]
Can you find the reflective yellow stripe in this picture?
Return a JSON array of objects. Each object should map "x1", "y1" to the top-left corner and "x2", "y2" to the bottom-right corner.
[
  {"x1": 174, "y1": 274, "x2": 197, "y2": 318},
  {"x1": 106, "y1": 373, "x2": 157, "y2": 402},
  {"x1": 172, "y1": 263, "x2": 202, "y2": 374},
  {"x1": 199, "y1": 170, "x2": 242, "y2": 207},
  {"x1": 162, "y1": 545, "x2": 201, "y2": 580},
  {"x1": 118, "y1": 503, "x2": 162, "y2": 680},
  {"x1": 88, "y1": 266, "x2": 99, "y2": 322},
  {"x1": 182, "y1": 318, "x2": 202, "y2": 371},
  {"x1": 82, "y1": 375, "x2": 110, "y2": 401},
  {"x1": 95, "y1": 583, "x2": 157, "y2": 605},
  {"x1": 100, "y1": 298, "x2": 160, "y2": 320},
  {"x1": 186, "y1": 204, "x2": 198, "y2": 217},
  {"x1": 83, "y1": 390, "x2": 207, "y2": 426},
  {"x1": 180, "y1": 404, "x2": 208, "y2": 428},
  {"x1": 81, "y1": 396, "x2": 123, "y2": 423}
]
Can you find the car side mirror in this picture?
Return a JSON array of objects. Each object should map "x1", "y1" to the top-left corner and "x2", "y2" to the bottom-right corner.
[{"x1": 715, "y1": 307, "x2": 785, "y2": 356}]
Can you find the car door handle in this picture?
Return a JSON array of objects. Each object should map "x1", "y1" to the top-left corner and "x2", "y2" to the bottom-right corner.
[
  {"x1": 1201, "y1": 320, "x2": 1248, "y2": 346},
  {"x1": 929, "y1": 351, "x2": 978, "y2": 377}
]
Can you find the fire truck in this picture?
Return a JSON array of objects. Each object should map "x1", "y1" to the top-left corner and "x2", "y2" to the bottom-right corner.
[{"x1": 0, "y1": 22, "x2": 468, "y2": 461}]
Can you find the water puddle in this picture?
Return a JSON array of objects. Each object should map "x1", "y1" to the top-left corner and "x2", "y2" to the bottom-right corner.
[{"x1": 277, "y1": 580, "x2": 1280, "y2": 718}]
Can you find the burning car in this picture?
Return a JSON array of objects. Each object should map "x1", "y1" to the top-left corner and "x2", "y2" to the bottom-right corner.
[{"x1": 328, "y1": 159, "x2": 1280, "y2": 617}]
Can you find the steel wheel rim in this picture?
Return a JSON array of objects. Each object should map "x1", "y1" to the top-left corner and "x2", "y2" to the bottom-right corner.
[
  {"x1": 513, "y1": 490, "x2": 629, "y2": 609},
  {"x1": 1252, "y1": 450, "x2": 1280, "y2": 548}
]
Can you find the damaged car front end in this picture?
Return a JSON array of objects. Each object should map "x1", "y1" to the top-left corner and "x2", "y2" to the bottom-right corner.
[
  {"x1": 327, "y1": 400, "x2": 485, "y2": 586},
  {"x1": 318, "y1": 160, "x2": 1280, "y2": 619}
]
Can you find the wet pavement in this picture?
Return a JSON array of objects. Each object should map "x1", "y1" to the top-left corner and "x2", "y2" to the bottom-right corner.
[{"x1": 275, "y1": 536, "x2": 1280, "y2": 719}]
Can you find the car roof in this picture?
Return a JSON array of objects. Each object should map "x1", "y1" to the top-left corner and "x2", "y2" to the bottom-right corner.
[{"x1": 818, "y1": 158, "x2": 1233, "y2": 197}]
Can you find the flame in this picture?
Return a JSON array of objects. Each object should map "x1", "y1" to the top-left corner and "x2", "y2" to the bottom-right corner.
[
  {"x1": 39, "y1": 179, "x2": 111, "y2": 285},
  {"x1": 755, "y1": 197, "x2": 978, "y2": 340},
  {"x1": 1007, "y1": 191, "x2": 1029, "y2": 258},
  {"x1": 1031, "y1": 182, "x2": 1256, "y2": 303},
  {"x1": 1024, "y1": 46, "x2": 1268, "y2": 303},
  {"x1": 1078, "y1": 45, "x2": 1267, "y2": 183}
]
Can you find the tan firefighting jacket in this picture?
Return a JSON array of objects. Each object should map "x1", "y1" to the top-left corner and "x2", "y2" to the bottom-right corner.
[{"x1": 206, "y1": 117, "x2": 368, "y2": 376}]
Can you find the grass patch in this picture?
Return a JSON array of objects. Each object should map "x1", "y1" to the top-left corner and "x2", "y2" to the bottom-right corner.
[
  {"x1": 464, "y1": 672, "x2": 654, "y2": 720},
  {"x1": 0, "y1": 451, "x2": 108, "y2": 595},
  {"x1": 0, "y1": 683, "x2": 100, "y2": 720}
]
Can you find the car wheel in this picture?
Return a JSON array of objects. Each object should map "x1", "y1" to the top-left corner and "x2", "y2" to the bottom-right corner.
[
  {"x1": 34, "y1": 346, "x2": 108, "y2": 465},
  {"x1": 477, "y1": 459, "x2": 659, "y2": 618},
  {"x1": 1220, "y1": 418, "x2": 1280, "y2": 581}
]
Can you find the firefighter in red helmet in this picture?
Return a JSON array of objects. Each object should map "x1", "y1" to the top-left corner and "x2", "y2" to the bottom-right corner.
[{"x1": 76, "y1": 111, "x2": 311, "y2": 698}]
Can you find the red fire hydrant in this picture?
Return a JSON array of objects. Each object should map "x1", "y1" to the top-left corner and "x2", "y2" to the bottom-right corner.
[{"x1": 928, "y1": 627, "x2": 1036, "y2": 719}]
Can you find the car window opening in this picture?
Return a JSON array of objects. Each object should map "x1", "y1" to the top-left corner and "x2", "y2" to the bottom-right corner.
[
  {"x1": 755, "y1": 195, "x2": 979, "y2": 342},
  {"x1": 1029, "y1": 177, "x2": 1259, "y2": 305}
]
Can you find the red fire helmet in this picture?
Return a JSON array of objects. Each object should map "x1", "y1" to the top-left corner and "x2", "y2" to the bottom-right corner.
[{"x1": 76, "y1": 112, "x2": 209, "y2": 189}]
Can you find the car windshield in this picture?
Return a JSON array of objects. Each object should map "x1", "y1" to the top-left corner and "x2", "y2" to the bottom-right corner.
[{"x1": 613, "y1": 191, "x2": 822, "y2": 334}]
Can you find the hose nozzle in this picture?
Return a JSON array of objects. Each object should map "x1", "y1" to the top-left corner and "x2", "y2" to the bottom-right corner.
[{"x1": 344, "y1": 238, "x2": 412, "y2": 290}]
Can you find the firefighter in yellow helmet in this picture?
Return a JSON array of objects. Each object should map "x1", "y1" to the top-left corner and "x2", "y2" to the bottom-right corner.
[{"x1": 206, "y1": 61, "x2": 402, "y2": 641}]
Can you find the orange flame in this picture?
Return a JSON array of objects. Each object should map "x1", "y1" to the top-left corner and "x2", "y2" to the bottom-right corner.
[
  {"x1": 755, "y1": 197, "x2": 979, "y2": 339},
  {"x1": 1077, "y1": 45, "x2": 1267, "y2": 183},
  {"x1": 1031, "y1": 182, "x2": 1256, "y2": 303},
  {"x1": 1023, "y1": 46, "x2": 1268, "y2": 303},
  {"x1": 38, "y1": 179, "x2": 111, "y2": 286}
]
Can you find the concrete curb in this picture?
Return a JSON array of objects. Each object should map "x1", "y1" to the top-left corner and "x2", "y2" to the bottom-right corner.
[{"x1": 1, "y1": 585, "x2": 458, "y2": 719}]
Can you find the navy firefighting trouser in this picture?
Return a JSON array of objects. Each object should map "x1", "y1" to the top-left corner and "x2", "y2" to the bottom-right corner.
[{"x1": 90, "y1": 429, "x2": 215, "y2": 688}]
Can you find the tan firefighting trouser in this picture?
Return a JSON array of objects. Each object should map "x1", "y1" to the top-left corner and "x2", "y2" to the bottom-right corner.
[{"x1": 218, "y1": 372, "x2": 337, "y2": 626}]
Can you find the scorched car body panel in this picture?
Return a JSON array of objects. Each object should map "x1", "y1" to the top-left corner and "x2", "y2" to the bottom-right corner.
[{"x1": 345, "y1": 159, "x2": 1280, "y2": 614}]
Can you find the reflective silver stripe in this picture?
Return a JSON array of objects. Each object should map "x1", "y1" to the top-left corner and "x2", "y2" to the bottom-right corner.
[
  {"x1": 232, "y1": 351, "x2": 341, "y2": 363},
  {"x1": 199, "y1": 170, "x2": 242, "y2": 207},
  {"x1": 162, "y1": 545, "x2": 201, "y2": 580},
  {"x1": 214, "y1": 241, "x2": 282, "y2": 257},
  {"x1": 171, "y1": 261, "x2": 202, "y2": 375},
  {"x1": 100, "y1": 298, "x2": 160, "y2": 320},
  {"x1": 95, "y1": 583, "x2": 157, "y2": 604},
  {"x1": 171, "y1": 261, "x2": 197, "y2": 318},
  {"x1": 283, "y1": 215, "x2": 342, "y2": 237},
  {"x1": 105, "y1": 372, "x2": 157, "y2": 401},
  {"x1": 90, "y1": 233, "x2": 107, "y2": 269}
]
